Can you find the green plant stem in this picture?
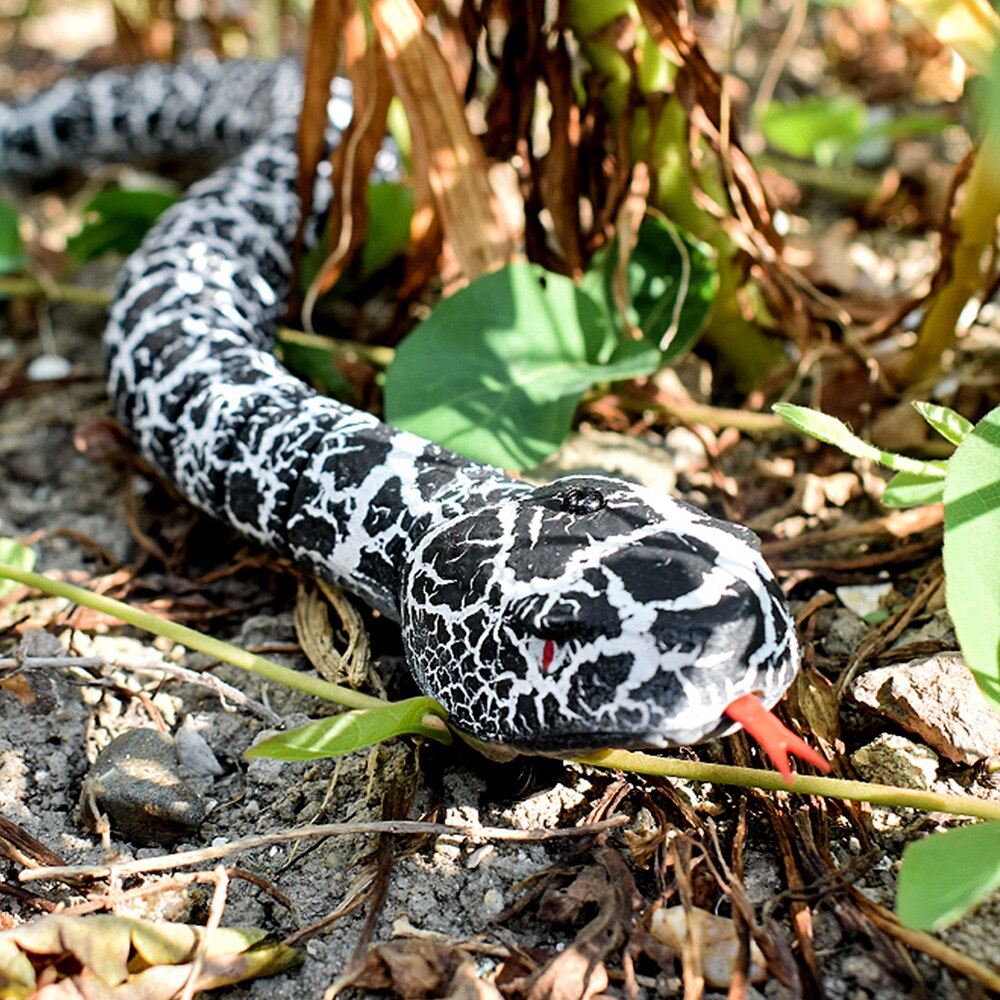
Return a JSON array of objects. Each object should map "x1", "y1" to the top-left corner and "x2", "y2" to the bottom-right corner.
[
  {"x1": 0, "y1": 564, "x2": 386, "y2": 711},
  {"x1": 0, "y1": 274, "x2": 112, "y2": 308},
  {"x1": 574, "y1": 750, "x2": 1000, "y2": 821},
  {"x1": 278, "y1": 327, "x2": 395, "y2": 369},
  {"x1": 752, "y1": 154, "x2": 882, "y2": 201},
  {"x1": 0, "y1": 274, "x2": 395, "y2": 370},
  {"x1": 7, "y1": 563, "x2": 1000, "y2": 822},
  {"x1": 617, "y1": 391, "x2": 786, "y2": 433}
]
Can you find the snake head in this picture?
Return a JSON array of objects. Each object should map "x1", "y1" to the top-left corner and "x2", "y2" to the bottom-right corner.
[{"x1": 401, "y1": 475, "x2": 800, "y2": 755}]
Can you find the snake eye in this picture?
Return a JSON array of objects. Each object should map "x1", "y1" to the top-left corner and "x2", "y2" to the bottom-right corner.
[{"x1": 542, "y1": 639, "x2": 556, "y2": 671}]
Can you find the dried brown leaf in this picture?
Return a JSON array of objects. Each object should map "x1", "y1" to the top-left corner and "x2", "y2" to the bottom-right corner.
[
  {"x1": 0, "y1": 915, "x2": 300, "y2": 999},
  {"x1": 345, "y1": 939, "x2": 500, "y2": 999},
  {"x1": 524, "y1": 848, "x2": 639, "y2": 1000},
  {"x1": 370, "y1": 0, "x2": 514, "y2": 281},
  {"x1": 304, "y1": 4, "x2": 396, "y2": 318},
  {"x1": 296, "y1": 0, "x2": 352, "y2": 269},
  {"x1": 524, "y1": 948, "x2": 609, "y2": 1000}
]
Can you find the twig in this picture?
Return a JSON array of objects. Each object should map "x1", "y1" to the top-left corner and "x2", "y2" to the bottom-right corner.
[
  {"x1": 0, "y1": 655, "x2": 105, "y2": 671},
  {"x1": 0, "y1": 274, "x2": 112, "y2": 308},
  {"x1": 121, "y1": 659, "x2": 283, "y2": 725},
  {"x1": 180, "y1": 866, "x2": 229, "y2": 1000},
  {"x1": 21, "y1": 816, "x2": 628, "y2": 883}
]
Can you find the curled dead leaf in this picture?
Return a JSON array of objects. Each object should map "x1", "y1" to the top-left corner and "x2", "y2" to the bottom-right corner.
[
  {"x1": 341, "y1": 939, "x2": 500, "y2": 999},
  {"x1": 649, "y1": 905, "x2": 767, "y2": 988},
  {"x1": 0, "y1": 914, "x2": 300, "y2": 999}
]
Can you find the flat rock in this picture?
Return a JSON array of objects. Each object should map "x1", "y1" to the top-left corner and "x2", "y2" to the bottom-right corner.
[
  {"x1": 850, "y1": 733, "x2": 938, "y2": 789},
  {"x1": 851, "y1": 654, "x2": 1000, "y2": 764},
  {"x1": 81, "y1": 728, "x2": 207, "y2": 845}
]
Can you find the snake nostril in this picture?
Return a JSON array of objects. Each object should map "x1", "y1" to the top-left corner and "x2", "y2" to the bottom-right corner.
[{"x1": 541, "y1": 484, "x2": 606, "y2": 515}]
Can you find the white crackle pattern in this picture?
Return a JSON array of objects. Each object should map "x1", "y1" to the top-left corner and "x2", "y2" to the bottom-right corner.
[{"x1": 1, "y1": 61, "x2": 800, "y2": 750}]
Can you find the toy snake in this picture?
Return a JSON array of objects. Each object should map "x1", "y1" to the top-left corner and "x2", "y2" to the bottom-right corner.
[{"x1": 0, "y1": 61, "x2": 826, "y2": 778}]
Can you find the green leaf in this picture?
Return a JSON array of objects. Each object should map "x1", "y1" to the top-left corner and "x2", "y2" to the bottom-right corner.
[
  {"x1": 912, "y1": 401, "x2": 973, "y2": 446},
  {"x1": 384, "y1": 262, "x2": 660, "y2": 469},
  {"x1": 361, "y1": 182, "x2": 413, "y2": 278},
  {"x1": 759, "y1": 95, "x2": 866, "y2": 166},
  {"x1": 583, "y1": 217, "x2": 717, "y2": 360},
  {"x1": 0, "y1": 199, "x2": 26, "y2": 275},
  {"x1": 882, "y1": 471, "x2": 945, "y2": 507},
  {"x1": 245, "y1": 696, "x2": 451, "y2": 761},
  {"x1": 0, "y1": 540, "x2": 36, "y2": 600},
  {"x1": 896, "y1": 822, "x2": 1000, "y2": 931},
  {"x1": 943, "y1": 403, "x2": 1000, "y2": 713},
  {"x1": 773, "y1": 403, "x2": 948, "y2": 478},
  {"x1": 66, "y1": 188, "x2": 178, "y2": 262}
]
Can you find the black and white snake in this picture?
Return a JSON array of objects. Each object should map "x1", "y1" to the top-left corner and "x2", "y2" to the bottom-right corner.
[{"x1": 0, "y1": 60, "x2": 825, "y2": 777}]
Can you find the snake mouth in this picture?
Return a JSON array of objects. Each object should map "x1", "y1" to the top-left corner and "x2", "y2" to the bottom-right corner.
[{"x1": 452, "y1": 697, "x2": 830, "y2": 785}]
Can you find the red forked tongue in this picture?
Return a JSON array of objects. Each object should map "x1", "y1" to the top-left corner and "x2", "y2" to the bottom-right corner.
[{"x1": 724, "y1": 693, "x2": 831, "y2": 785}]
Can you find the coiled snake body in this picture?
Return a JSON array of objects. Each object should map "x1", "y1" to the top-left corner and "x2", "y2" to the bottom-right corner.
[{"x1": 1, "y1": 61, "x2": 813, "y2": 765}]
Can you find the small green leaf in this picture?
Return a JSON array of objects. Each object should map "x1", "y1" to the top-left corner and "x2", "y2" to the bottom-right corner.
[
  {"x1": 245, "y1": 696, "x2": 451, "y2": 761},
  {"x1": 384, "y1": 262, "x2": 660, "y2": 469},
  {"x1": 66, "y1": 188, "x2": 178, "y2": 262},
  {"x1": 759, "y1": 95, "x2": 866, "y2": 166},
  {"x1": 943, "y1": 403, "x2": 1000, "y2": 713},
  {"x1": 912, "y1": 401, "x2": 973, "y2": 446},
  {"x1": 583, "y1": 217, "x2": 717, "y2": 360},
  {"x1": 0, "y1": 199, "x2": 26, "y2": 275},
  {"x1": 0, "y1": 540, "x2": 36, "y2": 600},
  {"x1": 773, "y1": 403, "x2": 948, "y2": 478},
  {"x1": 361, "y1": 182, "x2": 413, "y2": 278},
  {"x1": 897, "y1": 822, "x2": 1000, "y2": 931},
  {"x1": 882, "y1": 471, "x2": 945, "y2": 507}
]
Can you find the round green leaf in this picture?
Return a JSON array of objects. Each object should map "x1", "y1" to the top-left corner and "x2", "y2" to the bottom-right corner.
[
  {"x1": 759, "y1": 95, "x2": 866, "y2": 166},
  {"x1": 882, "y1": 471, "x2": 944, "y2": 508},
  {"x1": 384, "y1": 262, "x2": 660, "y2": 469},
  {"x1": 582, "y1": 217, "x2": 717, "y2": 361},
  {"x1": 943, "y1": 403, "x2": 1000, "y2": 712},
  {"x1": 66, "y1": 188, "x2": 178, "y2": 261},
  {"x1": 361, "y1": 182, "x2": 413, "y2": 278},
  {"x1": 896, "y1": 822, "x2": 1000, "y2": 931}
]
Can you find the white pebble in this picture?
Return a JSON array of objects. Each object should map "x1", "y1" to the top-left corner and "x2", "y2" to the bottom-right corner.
[{"x1": 26, "y1": 353, "x2": 72, "y2": 380}]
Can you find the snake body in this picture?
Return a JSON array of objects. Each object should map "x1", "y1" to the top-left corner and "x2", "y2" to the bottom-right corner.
[{"x1": 1, "y1": 61, "x2": 800, "y2": 753}]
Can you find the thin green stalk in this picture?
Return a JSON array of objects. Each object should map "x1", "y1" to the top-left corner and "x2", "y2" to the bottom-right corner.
[
  {"x1": 0, "y1": 274, "x2": 112, "y2": 308},
  {"x1": 6, "y1": 563, "x2": 999, "y2": 822},
  {"x1": 574, "y1": 749, "x2": 1000, "y2": 821},
  {"x1": 0, "y1": 564, "x2": 385, "y2": 711}
]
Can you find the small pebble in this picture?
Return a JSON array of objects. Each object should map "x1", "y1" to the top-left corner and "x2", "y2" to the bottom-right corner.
[
  {"x1": 81, "y1": 728, "x2": 206, "y2": 845},
  {"x1": 175, "y1": 717, "x2": 224, "y2": 776},
  {"x1": 851, "y1": 733, "x2": 938, "y2": 789},
  {"x1": 26, "y1": 353, "x2": 72, "y2": 381}
]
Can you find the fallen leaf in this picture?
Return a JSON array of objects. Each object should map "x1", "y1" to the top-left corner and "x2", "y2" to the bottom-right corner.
[
  {"x1": 345, "y1": 939, "x2": 500, "y2": 999},
  {"x1": 649, "y1": 906, "x2": 767, "y2": 987},
  {"x1": 0, "y1": 914, "x2": 300, "y2": 999}
]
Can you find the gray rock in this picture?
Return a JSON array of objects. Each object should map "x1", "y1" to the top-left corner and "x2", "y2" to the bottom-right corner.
[
  {"x1": 81, "y1": 728, "x2": 206, "y2": 845},
  {"x1": 850, "y1": 733, "x2": 938, "y2": 789},
  {"x1": 851, "y1": 654, "x2": 1000, "y2": 764}
]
